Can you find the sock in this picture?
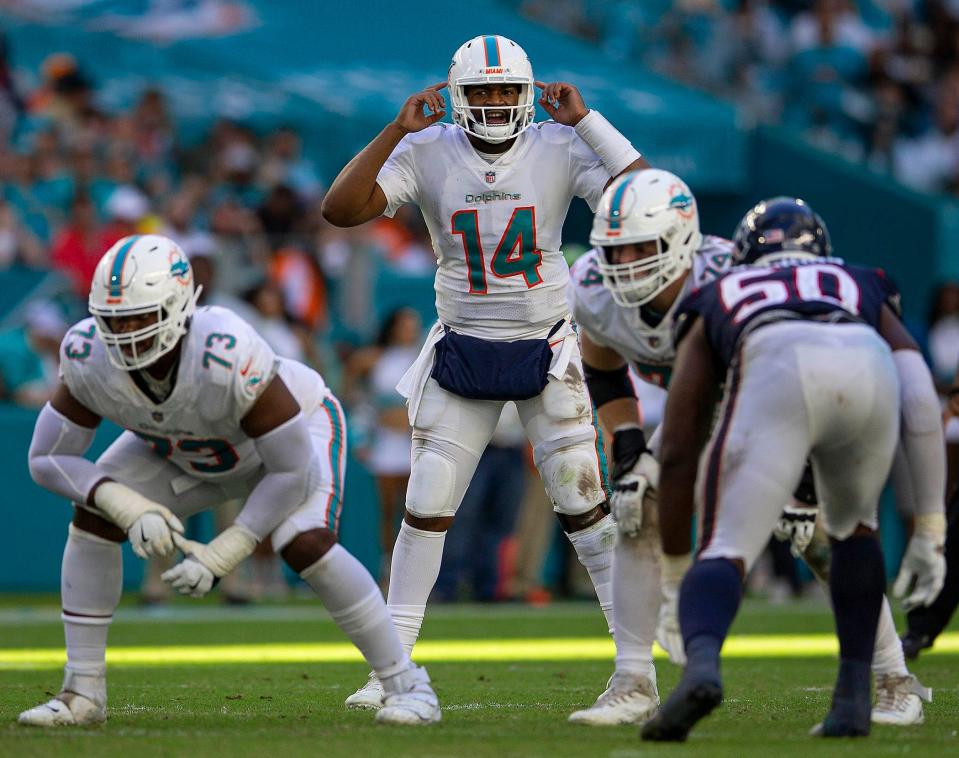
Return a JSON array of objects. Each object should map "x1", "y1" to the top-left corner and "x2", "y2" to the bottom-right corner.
[
  {"x1": 612, "y1": 532, "x2": 658, "y2": 678},
  {"x1": 567, "y1": 515, "x2": 616, "y2": 634},
  {"x1": 679, "y1": 558, "x2": 743, "y2": 678},
  {"x1": 60, "y1": 524, "x2": 123, "y2": 706},
  {"x1": 300, "y1": 544, "x2": 409, "y2": 682},
  {"x1": 829, "y1": 535, "x2": 885, "y2": 665},
  {"x1": 871, "y1": 595, "x2": 908, "y2": 676},
  {"x1": 385, "y1": 521, "x2": 447, "y2": 655}
]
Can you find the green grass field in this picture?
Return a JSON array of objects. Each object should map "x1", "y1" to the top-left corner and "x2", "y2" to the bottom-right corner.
[{"x1": 1, "y1": 596, "x2": 957, "y2": 757}]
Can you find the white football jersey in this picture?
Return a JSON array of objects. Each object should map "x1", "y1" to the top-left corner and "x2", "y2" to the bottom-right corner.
[
  {"x1": 59, "y1": 305, "x2": 327, "y2": 481},
  {"x1": 568, "y1": 236, "x2": 735, "y2": 387},
  {"x1": 377, "y1": 121, "x2": 611, "y2": 338}
]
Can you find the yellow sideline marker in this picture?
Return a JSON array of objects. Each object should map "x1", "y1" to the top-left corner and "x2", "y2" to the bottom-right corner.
[{"x1": 2, "y1": 633, "x2": 957, "y2": 670}]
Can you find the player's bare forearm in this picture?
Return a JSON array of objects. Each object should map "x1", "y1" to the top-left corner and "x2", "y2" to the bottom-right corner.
[
  {"x1": 598, "y1": 397, "x2": 641, "y2": 433},
  {"x1": 320, "y1": 124, "x2": 402, "y2": 227},
  {"x1": 657, "y1": 319, "x2": 718, "y2": 556}
]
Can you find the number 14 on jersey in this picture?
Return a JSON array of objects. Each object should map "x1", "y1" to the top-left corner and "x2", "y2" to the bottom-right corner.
[{"x1": 452, "y1": 206, "x2": 543, "y2": 295}]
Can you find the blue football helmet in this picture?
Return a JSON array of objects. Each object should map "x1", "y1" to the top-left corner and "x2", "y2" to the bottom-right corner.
[{"x1": 732, "y1": 197, "x2": 831, "y2": 266}]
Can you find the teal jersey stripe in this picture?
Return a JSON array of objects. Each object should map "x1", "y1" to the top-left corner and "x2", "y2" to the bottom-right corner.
[
  {"x1": 607, "y1": 177, "x2": 636, "y2": 233},
  {"x1": 322, "y1": 397, "x2": 345, "y2": 530},
  {"x1": 484, "y1": 35, "x2": 500, "y2": 67},
  {"x1": 109, "y1": 235, "x2": 141, "y2": 297}
]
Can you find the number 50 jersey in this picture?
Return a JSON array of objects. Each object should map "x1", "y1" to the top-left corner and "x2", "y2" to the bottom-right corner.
[
  {"x1": 377, "y1": 122, "x2": 611, "y2": 338},
  {"x1": 677, "y1": 258, "x2": 902, "y2": 369},
  {"x1": 58, "y1": 305, "x2": 328, "y2": 480}
]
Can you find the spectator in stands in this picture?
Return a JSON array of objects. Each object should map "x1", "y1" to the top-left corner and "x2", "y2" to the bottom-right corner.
[
  {"x1": 0, "y1": 32, "x2": 23, "y2": 145},
  {"x1": 0, "y1": 196, "x2": 44, "y2": 270},
  {"x1": 0, "y1": 300, "x2": 66, "y2": 408},
  {"x1": 259, "y1": 126, "x2": 324, "y2": 202},
  {"x1": 893, "y1": 83, "x2": 959, "y2": 192},
  {"x1": 927, "y1": 281, "x2": 959, "y2": 389},
  {"x1": 50, "y1": 191, "x2": 108, "y2": 297}
]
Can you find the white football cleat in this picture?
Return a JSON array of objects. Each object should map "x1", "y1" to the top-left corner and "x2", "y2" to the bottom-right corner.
[
  {"x1": 345, "y1": 670, "x2": 384, "y2": 710},
  {"x1": 568, "y1": 671, "x2": 660, "y2": 726},
  {"x1": 871, "y1": 673, "x2": 931, "y2": 726},
  {"x1": 375, "y1": 665, "x2": 441, "y2": 725},
  {"x1": 18, "y1": 692, "x2": 106, "y2": 727}
]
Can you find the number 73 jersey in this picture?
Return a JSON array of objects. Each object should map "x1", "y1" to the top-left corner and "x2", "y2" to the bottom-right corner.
[
  {"x1": 58, "y1": 305, "x2": 327, "y2": 480},
  {"x1": 376, "y1": 122, "x2": 611, "y2": 337}
]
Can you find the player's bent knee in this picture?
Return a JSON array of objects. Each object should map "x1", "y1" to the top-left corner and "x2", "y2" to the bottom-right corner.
[
  {"x1": 281, "y1": 528, "x2": 337, "y2": 573},
  {"x1": 539, "y1": 442, "x2": 605, "y2": 518},
  {"x1": 72, "y1": 505, "x2": 126, "y2": 543},
  {"x1": 405, "y1": 446, "x2": 459, "y2": 519}
]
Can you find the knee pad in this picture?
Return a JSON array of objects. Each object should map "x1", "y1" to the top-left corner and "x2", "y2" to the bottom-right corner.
[
  {"x1": 537, "y1": 436, "x2": 605, "y2": 516},
  {"x1": 406, "y1": 444, "x2": 459, "y2": 518}
]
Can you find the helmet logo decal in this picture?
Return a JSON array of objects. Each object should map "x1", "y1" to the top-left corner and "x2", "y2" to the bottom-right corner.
[
  {"x1": 107, "y1": 235, "x2": 141, "y2": 303},
  {"x1": 169, "y1": 250, "x2": 191, "y2": 285},
  {"x1": 668, "y1": 185, "x2": 696, "y2": 220}
]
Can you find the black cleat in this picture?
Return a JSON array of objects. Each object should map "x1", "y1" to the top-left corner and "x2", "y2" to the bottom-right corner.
[
  {"x1": 810, "y1": 695, "x2": 871, "y2": 738},
  {"x1": 900, "y1": 632, "x2": 932, "y2": 661},
  {"x1": 640, "y1": 678, "x2": 723, "y2": 742}
]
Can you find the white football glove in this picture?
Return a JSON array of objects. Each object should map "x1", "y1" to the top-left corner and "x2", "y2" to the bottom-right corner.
[
  {"x1": 656, "y1": 553, "x2": 690, "y2": 665},
  {"x1": 162, "y1": 555, "x2": 216, "y2": 598},
  {"x1": 94, "y1": 481, "x2": 184, "y2": 559},
  {"x1": 611, "y1": 452, "x2": 660, "y2": 538},
  {"x1": 162, "y1": 525, "x2": 258, "y2": 599},
  {"x1": 772, "y1": 503, "x2": 818, "y2": 558},
  {"x1": 893, "y1": 514, "x2": 947, "y2": 611}
]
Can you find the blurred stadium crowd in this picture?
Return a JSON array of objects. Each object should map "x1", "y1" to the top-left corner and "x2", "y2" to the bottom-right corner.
[
  {"x1": 0, "y1": 7, "x2": 957, "y2": 606},
  {"x1": 519, "y1": 0, "x2": 959, "y2": 194}
]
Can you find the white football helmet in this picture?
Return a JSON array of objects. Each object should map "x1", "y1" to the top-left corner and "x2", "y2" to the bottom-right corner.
[
  {"x1": 88, "y1": 234, "x2": 201, "y2": 370},
  {"x1": 590, "y1": 169, "x2": 702, "y2": 307},
  {"x1": 448, "y1": 34, "x2": 535, "y2": 143}
]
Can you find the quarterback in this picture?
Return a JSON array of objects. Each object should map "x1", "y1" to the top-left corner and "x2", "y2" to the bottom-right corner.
[
  {"x1": 322, "y1": 34, "x2": 647, "y2": 706},
  {"x1": 18, "y1": 235, "x2": 440, "y2": 727},
  {"x1": 567, "y1": 175, "x2": 933, "y2": 726}
]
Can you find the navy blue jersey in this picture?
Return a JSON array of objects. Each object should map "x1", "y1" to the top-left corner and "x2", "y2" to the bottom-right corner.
[{"x1": 676, "y1": 258, "x2": 900, "y2": 369}]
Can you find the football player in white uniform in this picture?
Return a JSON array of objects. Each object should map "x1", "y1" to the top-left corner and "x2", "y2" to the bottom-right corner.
[
  {"x1": 322, "y1": 34, "x2": 647, "y2": 707},
  {"x1": 566, "y1": 172, "x2": 931, "y2": 726},
  {"x1": 18, "y1": 235, "x2": 441, "y2": 727}
]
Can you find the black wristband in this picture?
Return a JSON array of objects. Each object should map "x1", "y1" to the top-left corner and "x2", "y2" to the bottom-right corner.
[
  {"x1": 948, "y1": 385, "x2": 959, "y2": 398},
  {"x1": 611, "y1": 426, "x2": 649, "y2": 481}
]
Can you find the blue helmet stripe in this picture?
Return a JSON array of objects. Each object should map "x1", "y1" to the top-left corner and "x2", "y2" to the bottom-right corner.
[
  {"x1": 109, "y1": 235, "x2": 141, "y2": 298},
  {"x1": 608, "y1": 177, "x2": 636, "y2": 232},
  {"x1": 484, "y1": 35, "x2": 500, "y2": 67}
]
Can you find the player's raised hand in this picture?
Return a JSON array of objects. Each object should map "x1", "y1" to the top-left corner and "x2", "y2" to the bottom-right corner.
[
  {"x1": 393, "y1": 82, "x2": 447, "y2": 134},
  {"x1": 535, "y1": 81, "x2": 589, "y2": 127}
]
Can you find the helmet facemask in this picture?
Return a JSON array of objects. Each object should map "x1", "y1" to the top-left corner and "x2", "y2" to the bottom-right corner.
[
  {"x1": 450, "y1": 81, "x2": 535, "y2": 143},
  {"x1": 596, "y1": 237, "x2": 686, "y2": 307},
  {"x1": 91, "y1": 287, "x2": 200, "y2": 371}
]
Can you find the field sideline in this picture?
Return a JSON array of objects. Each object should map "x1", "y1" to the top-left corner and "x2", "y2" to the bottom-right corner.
[{"x1": 1, "y1": 597, "x2": 957, "y2": 757}]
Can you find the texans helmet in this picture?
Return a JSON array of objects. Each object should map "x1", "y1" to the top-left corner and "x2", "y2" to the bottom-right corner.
[{"x1": 732, "y1": 196, "x2": 831, "y2": 266}]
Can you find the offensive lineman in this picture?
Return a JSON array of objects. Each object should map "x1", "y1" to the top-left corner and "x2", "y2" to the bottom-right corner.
[
  {"x1": 321, "y1": 34, "x2": 647, "y2": 707},
  {"x1": 18, "y1": 235, "x2": 441, "y2": 727},
  {"x1": 641, "y1": 198, "x2": 946, "y2": 740},
  {"x1": 567, "y1": 177, "x2": 933, "y2": 726}
]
